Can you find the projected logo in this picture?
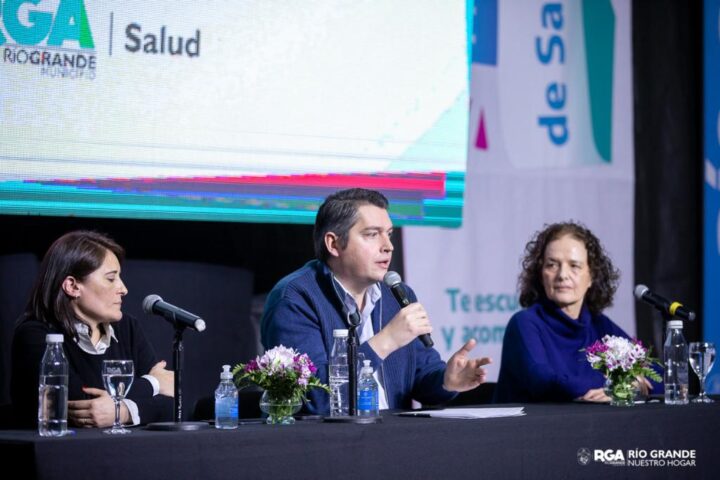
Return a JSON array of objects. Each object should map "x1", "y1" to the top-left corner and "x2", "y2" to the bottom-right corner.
[
  {"x1": 473, "y1": 0, "x2": 615, "y2": 167},
  {"x1": 0, "y1": 0, "x2": 96, "y2": 79}
]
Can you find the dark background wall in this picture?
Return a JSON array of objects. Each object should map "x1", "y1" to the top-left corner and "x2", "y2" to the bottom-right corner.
[
  {"x1": 633, "y1": 0, "x2": 703, "y2": 351},
  {"x1": 0, "y1": 215, "x2": 405, "y2": 296},
  {"x1": 0, "y1": 215, "x2": 316, "y2": 295}
]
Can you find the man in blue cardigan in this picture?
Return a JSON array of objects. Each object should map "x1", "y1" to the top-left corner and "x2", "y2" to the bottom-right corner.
[{"x1": 261, "y1": 188, "x2": 491, "y2": 414}]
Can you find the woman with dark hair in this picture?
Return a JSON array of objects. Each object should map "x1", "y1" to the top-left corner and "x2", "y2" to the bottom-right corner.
[
  {"x1": 494, "y1": 221, "x2": 660, "y2": 403},
  {"x1": 11, "y1": 231, "x2": 173, "y2": 428}
]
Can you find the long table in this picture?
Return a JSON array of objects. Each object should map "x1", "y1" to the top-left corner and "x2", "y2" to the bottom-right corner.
[{"x1": 1, "y1": 402, "x2": 718, "y2": 479}]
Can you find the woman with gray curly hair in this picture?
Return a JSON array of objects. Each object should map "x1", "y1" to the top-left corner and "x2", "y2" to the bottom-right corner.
[{"x1": 494, "y1": 221, "x2": 661, "y2": 403}]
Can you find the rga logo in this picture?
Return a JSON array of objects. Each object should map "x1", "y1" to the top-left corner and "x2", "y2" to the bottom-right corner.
[
  {"x1": 1, "y1": 0, "x2": 96, "y2": 79},
  {"x1": 580, "y1": 448, "x2": 697, "y2": 468},
  {"x1": 593, "y1": 449, "x2": 626, "y2": 466},
  {"x1": 576, "y1": 448, "x2": 592, "y2": 466}
]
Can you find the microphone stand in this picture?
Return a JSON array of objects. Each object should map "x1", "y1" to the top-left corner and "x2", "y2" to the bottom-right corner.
[
  {"x1": 146, "y1": 317, "x2": 209, "y2": 431},
  {"x1": 348, "y1": 322, "x2": 358, "y2": 416},
  {"x1": 324, "y1": 311, "x2": 381, "y2": 424}
]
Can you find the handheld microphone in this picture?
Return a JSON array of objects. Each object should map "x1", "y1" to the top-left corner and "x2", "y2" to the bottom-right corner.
[
  {"x1": 634, "y1": 284, "x2": 696, "y2": 321},
  {"x1": 383, "y1": 271, "x2": 433, "y2": 348},
  {"x1": 142, "y1": 294, "x2": 207, "y2": 332}
]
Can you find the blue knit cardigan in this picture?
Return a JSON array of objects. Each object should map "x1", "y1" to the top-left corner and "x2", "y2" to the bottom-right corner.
[
  {"x1": 261, "y1": 260, "x2": 455, "y2": 414},
  {"x1": 494, "y1": 299, "x2": 663, "y2": 403}
]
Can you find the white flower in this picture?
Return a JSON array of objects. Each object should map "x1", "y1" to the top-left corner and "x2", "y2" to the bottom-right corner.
[
  {"x1": 258, "y1": 345, "x2": 298, "y2": 372},
  {"x1": 586, "y1": 335, "x2": 648, "y2": 373},
  {"x1": 587, "y1": 353, "x2": 602, "y2": 367}
]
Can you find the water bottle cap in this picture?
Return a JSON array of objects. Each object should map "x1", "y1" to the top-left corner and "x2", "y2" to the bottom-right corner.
[
  {"x1": 667, "y1": 320, "x2": 684, "y2": 329},
  {"x1": 46, "y1": 334, "x2": 64, "y2": 343},
  {"x1": 333, "y1": 329, "x2": 349, "y2": 337},
  {"x1": 220, "y1": 364, "x2": 233, "y2": 379},
  {"x1": 361, "y1": 359, "x2": 373, "y2": 373}
]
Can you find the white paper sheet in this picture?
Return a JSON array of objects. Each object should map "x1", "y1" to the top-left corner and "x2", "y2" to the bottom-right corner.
[{"x1": 398, "y1": 407, "x2": 525, "y2": 419}]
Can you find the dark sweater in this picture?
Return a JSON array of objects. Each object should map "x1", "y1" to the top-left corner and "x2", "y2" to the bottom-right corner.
[
  {"x1": 11, "y1": 314, "x2": 173, "y2": 427},
  {"x1": 261, "y1": 260, "x2": 454, "y2": 414},
  {"x1": 494, "y1": 299, "x2": 662, "y2": 403}
]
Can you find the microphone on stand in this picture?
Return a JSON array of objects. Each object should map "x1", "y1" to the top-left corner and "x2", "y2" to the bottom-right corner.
[
  {"x1": 383, "y1": 271, "x2": 434, "y2": 348},
  {"x1": 142, "y1": 294, "x2": 209, "y2": 431},
  {"x1": 634, "y1": 284, "x2": 696, "y2": 321},
  {"x1": 142, "y1": 294, "x2": 206, "y2": 332}
]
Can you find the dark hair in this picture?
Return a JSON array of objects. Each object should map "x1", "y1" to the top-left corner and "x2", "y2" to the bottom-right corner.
[
  {"x1": 313, "y1": 188, "x2": 389, "y2": 261},
  {"x1": 518, "y1": 221, "x2": 619, "y2": 314},
  {"x1": 24, "y1": 230, "x2": 125, "y2": 338}
]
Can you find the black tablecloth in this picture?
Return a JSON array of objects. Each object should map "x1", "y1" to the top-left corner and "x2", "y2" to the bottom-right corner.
[{"x1": 1, "y1": 402, "x2": 718, "y2": 480}]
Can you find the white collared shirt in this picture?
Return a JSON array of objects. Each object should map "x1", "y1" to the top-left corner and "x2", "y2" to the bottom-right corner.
[
  {"x1": 334, "y1": 280, "x2": 389, "y2": 410},
  {"x1": 74, "y1": 321, "x2": 116, "y2": 355},
  {"x1": 73, "y1": 322, "x2": 160, "y2": 425}
]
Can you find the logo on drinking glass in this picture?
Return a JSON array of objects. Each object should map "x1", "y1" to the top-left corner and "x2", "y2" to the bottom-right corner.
[{"x1": 102, "y1": 359, "x2": 134, "y2": 434}]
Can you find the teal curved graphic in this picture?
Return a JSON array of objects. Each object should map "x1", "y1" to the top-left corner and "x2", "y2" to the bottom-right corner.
[{"x1": 582, "y1": 0, "x2": 614, "y2": 163}]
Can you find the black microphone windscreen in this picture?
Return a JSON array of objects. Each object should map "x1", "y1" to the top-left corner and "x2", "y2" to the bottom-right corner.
[{"x1": 142, "y1": 294, "x2": 162, "y2": 314}]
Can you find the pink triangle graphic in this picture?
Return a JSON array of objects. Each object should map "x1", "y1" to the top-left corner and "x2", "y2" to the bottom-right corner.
[{"x1": 475, "y1": 109, "x2": 488, "y2": 150}]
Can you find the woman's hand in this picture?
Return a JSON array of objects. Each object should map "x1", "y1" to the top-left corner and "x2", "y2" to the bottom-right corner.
[
  {"x1": 149, "y1": 360, "x2": 175, "y2": 397},
  {"x1": 633, "y1": 375, "x2": 653, "y2": 397},
  {"x1": 578, "y1": 387, "x2": 610, "y2": 403},
  {"x1": 68, "y1": 387, "x2": 130, "y2": 428}
]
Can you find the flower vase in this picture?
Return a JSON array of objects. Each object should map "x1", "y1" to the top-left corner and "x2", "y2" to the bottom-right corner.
[
  {"x1": 259, "y1": 391, "x2": 302, "y2": 424},
  {"x1": 604, "y1": 376, "x2": 637, "y2": 407}
]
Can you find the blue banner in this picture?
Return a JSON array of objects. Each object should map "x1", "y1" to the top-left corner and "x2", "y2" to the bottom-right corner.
[{"x1": 704, "y1": 0, "x2": 720, "y2": 393}]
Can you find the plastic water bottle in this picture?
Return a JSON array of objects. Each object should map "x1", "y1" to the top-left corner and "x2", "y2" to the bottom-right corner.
[
  {"x1": 329, "y1": 329, "x2": 349, "y2": 417},
  {"x1": 38, "y1": 333, "x2": 68, "y2": 437},
  {"x1": 215, "y1": 364, "x2": 239, "y2": 429},
  {"x1": 664, "y1": 320, "x2": 689, "y2": 405},
  {"x1": 357, "y1": 360, "x2": 379, "y2": 417}
]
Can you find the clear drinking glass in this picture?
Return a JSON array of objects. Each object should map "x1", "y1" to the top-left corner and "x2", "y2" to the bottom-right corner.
[
  {"x1": 689, "y1": 342, "x2": 715, "y2": 403},
  {"x1": 102, "y1": 360, "x2": 135, "y2": 434}
]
